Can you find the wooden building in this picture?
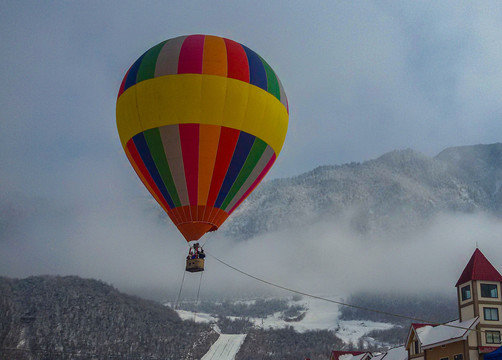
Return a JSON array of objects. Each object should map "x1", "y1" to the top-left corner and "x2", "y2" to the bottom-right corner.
[{"x1": 405, "y1": 249, "x2": 502, "y2": 360}]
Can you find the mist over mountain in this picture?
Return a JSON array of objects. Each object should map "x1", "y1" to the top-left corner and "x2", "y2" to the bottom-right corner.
[
  {"x1": 1, "y1": 143, "x2": 502, "y2": 300},
  {"x1": 224, "y1": 143, "x2": 502, "y2": 241},
  {"x1": 1, "y1": 144, "x2": 501, "y2": 358}
]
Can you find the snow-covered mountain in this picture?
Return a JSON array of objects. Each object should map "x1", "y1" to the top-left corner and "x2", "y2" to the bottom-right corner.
[{"x1": 224, "y1": 143, "x2": 502, "y2": 240}]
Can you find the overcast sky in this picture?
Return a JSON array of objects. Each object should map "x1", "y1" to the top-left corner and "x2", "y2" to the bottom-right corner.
[{"x1": 2, "y1": 1, "x2": 502, "y2": 301}]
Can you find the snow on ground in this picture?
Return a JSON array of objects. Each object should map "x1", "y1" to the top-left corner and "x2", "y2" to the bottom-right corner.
[
  {"x1": 174, "y1": 296, "x2": 396, "y2": 346},
  {"x1": 247, "y1": 297, "x2": 394, "y2": 344},
  {"x1": 335, "y1": 320, "x2": 395, "y2": 345},
  {"x1": 248, "y1": 297, "x2": 340, "y2": 333},
  {"x1": 176, "y1": 309, "x2": 218, "y2": 323},
  {"x1": 201, "y1": 334, "x2": 247, "y2": 360}
]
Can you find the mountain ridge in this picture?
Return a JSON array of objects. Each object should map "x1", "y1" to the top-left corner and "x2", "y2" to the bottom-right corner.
[{"x1": 223, "y1": 143, "x2": 502, "y2": 240}]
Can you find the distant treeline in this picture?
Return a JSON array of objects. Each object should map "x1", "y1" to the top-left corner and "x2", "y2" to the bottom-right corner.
[
  {"x1": 236, "y1": 327, "x2": 344, "y2": 360},
  {"x1": 340, "y1": 291, "x2": 458, "y2": 325},
  {"x1": 179, "y1": 298, "x2": 306, "y2": 318},
  {"x1": 340, "y1": 291, "x2": 458, "y2": 346}
]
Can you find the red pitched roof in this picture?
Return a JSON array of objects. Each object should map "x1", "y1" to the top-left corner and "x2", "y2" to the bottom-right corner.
[
  {"x1": 406, "y1": 323, "x2": 436, "y2": 349},
  {"x1": 456, "y1": 249, "x2": 502, "y2": 286},
  {"x1": 331, "y1": 351, "x2": 368, "y2": 360},
  {"x1": 411, "y1": 323, "x2": 435, "y2": 330}
]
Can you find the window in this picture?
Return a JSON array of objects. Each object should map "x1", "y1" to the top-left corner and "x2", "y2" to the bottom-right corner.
[
  {"x1": 414, "y1": 340, "x2": 420, "y2": 354},
  {"x1": 481, "y1": 284, "x2": 498, "y2": 298},
  {"x1": 461, "y1": 285, "x2": 471, "y2": 301},
  {"x1": 440, "y1": 357, "x2": 449, "y2": 360},
  {"x1": 484, "y1": 307, "x2": 499, "y2": 321},
  {"x1": 486, "y1": 331, "x2": 501, "y2": 344},
  {"x1": 454, "y1": 354, "x2": 463, "y2": 360}
]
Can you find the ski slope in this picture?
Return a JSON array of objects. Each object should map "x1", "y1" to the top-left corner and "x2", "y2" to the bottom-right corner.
[{"x1": 201, "y1": 334, "x2": 247, "y2": 360}]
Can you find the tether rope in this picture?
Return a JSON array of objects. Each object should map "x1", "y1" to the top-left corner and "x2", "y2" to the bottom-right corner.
[
  {"x1": 206, "y1": 251, "x2": 486, "y2": 334},
  {"x1": 174, "y1": 265, "x2": 187, "y2": 310},
  {"x1": 193, "y1": 270, "x2": 204, "y2": 322}
]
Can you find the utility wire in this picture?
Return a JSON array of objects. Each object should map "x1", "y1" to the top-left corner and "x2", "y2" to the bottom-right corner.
[{"x1": 207, "y1": 251, "x2": 485, "y2": 334}]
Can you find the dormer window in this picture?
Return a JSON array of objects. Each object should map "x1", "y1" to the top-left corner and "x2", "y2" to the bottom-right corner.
[
  {"x1": 461, "y1": 285, "x2": 471, "y2": 301},
  {"x1": 481, "y1": 284, "x2": 498, "y2": 298},
  {"x1": 414, "y1": 340, "x2": 420, "y2": 354}
]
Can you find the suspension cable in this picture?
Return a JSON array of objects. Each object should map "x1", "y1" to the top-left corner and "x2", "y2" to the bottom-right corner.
[
  {"x1": 174, "y1": 266, "x2": 187, "y2": 310},
  {"x1": 193, "y1": 271, "x2": 204, "y2": 322},
  {"x1": 206, "y1": 251, "x2": 485, "y2": 334}
]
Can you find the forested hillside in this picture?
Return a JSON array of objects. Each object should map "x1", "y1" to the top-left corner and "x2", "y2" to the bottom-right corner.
[
  {"x1": 0, "y1": 276, "x2": 217, "y2": 360},
  {"x1": 224, "y1": 143, "x2": 502, "y2": 240},
  {"x1": 236, "y1": 327, "x2": 344, "y2": 360}
]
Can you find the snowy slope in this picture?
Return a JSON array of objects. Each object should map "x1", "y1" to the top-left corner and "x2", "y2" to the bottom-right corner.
[
  {"x1": 223, "y1": 144, "x2": 502, "y2": 240},
  {"x1": 176, "y1": 309, "x2": 218, "y2": 323},
  {"x1": 175, "y1": 297, "x2": 394, "y2": 346},
  {"x1": 201, "y1": 334, "x2": 247, "y2": 360}
]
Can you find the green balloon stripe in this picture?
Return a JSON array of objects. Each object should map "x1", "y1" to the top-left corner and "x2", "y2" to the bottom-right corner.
[
  {"x1": 136, "y1": 41, "x2": 168, "y2": 83},
  {"x1": 220, "y1": 137, "x2": 268, "y2": 210},
  {"x1": 143, "y1": 128, "x2": 182, "y2": 207},
  {"x1": 260, "y1": 57, "x2": 281, "y2": 101}
]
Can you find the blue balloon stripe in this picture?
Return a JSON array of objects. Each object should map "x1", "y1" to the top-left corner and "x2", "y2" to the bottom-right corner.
[
  {"x1": 214, "y1": 131, "x2": 256, "y2": 208},
  {"x1": 124, "y1": 53, "x2": 146, "y2": 92},
  {"x1": 242, "y1": 45, "x2": 268, "y2": 91},
  {"x1": 133, "y1": 133, "x2": 176, "y2": 209}
]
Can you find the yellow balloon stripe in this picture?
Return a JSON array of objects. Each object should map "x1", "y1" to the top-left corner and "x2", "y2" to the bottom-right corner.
[{"x1": 116, "y1": 74, "x2": 288, "y2": 156}]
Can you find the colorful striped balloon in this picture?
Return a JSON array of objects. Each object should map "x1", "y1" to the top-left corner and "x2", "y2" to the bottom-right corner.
[{"x1": 116, "y1": 35, "x2": 289, "y2": 242}]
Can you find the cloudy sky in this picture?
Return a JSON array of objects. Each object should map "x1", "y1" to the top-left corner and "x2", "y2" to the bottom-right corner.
[{"x1": 1, "y1": 1, "x2": 502, "y2": 301}]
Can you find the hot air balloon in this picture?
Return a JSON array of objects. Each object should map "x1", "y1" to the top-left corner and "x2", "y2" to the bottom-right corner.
[{"x1": 116, "y1": 35, "x2": 289, "y2": 271}]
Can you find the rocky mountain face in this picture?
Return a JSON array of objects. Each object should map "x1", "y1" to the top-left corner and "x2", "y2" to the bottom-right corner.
[
  {"x1": 0, "y1": 276, "x2": 217, "y2": 360},
  {"x1": 224, "y1": 143, "x2": 502, "y2": 240}
]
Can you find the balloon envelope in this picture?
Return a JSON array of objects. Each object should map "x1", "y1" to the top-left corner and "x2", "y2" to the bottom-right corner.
[{"x1": 116, "y1": 34, "x2": 289, "y2": 242}]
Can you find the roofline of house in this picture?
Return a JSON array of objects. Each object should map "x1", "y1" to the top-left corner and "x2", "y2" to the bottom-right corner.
[
  {"x1": 421, "y1": 317, "x2": 480, "y2": 350},
  {"x1": 405, "y1": 323, "x2": 436, "y2": 349}
]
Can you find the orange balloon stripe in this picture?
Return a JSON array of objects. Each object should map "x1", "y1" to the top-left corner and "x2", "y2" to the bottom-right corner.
[
  {"x1": 202, "y1": 205, "x2": 212, "y2": 222},
  {"x1": 202, "y1": 35, "x2": 227, "y2": 76},
  {"x1": 198, "y1": 124, "x2": 221, "y2": 205},
  {"x1": 200, "y1": 205, "x2": 211, "y2": 223},
  {"x1": 171, "y1": 207, "x2": 187, "y2": 224},
  {"x1": 168, "y1": 205, "x2": 228, "y2": 228},
  {"x1": 208, "y1": 207, "x2": 229, "y2": 227},
  {"x1": 170, "y1": 205, "x2": 225, "y2": 228}
]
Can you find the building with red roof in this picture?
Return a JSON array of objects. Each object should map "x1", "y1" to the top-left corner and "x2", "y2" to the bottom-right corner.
[
  {"x1": 333, "y1": 249, "x2": 501, "y2": 360},
  {"x1": 330, "y1": 350, "x2": 372, "y2": 360},
  {"x1": 404, "y1": 248, "x2": 502, "y2": 360},
  {"x1": 456, "y1": 249, "x2": 502, "y2": 287},
  {"x1": 456, "y1": 249, "x2": 502, "y2": 357}
]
